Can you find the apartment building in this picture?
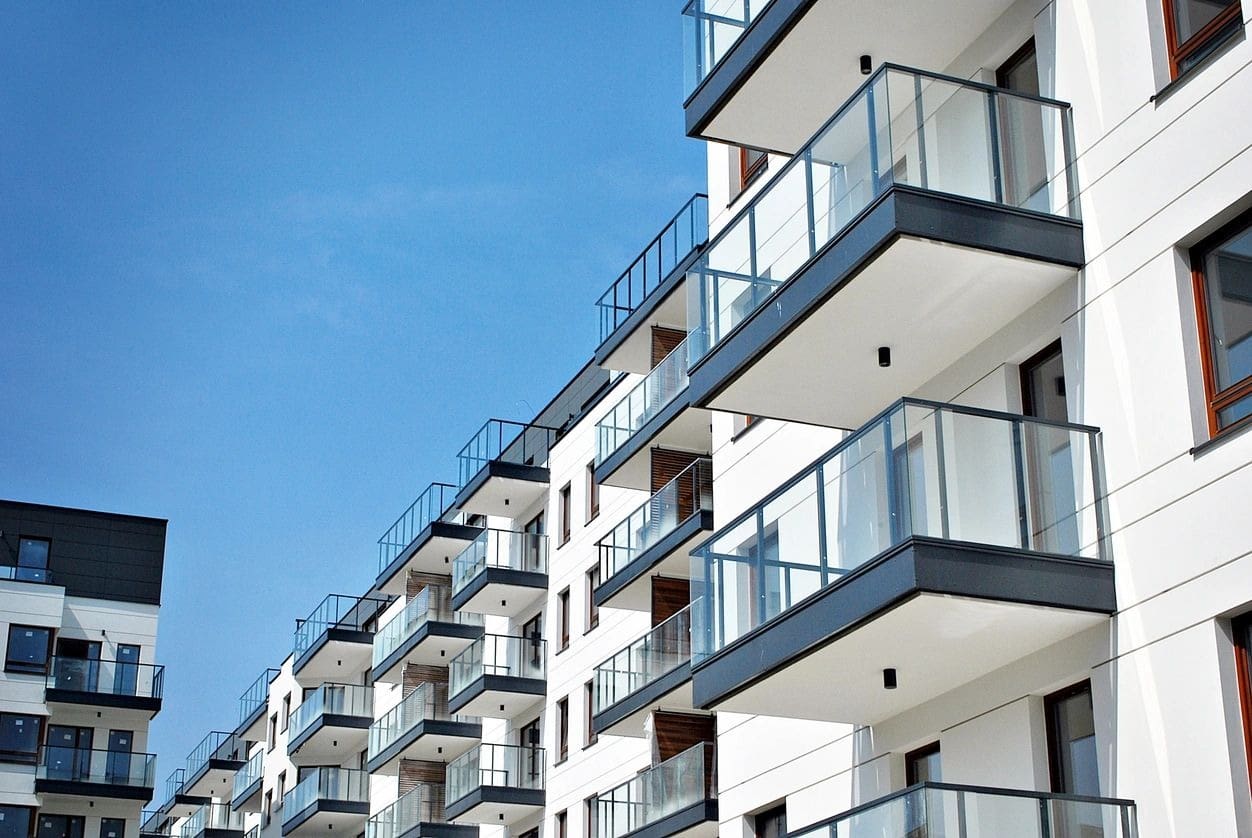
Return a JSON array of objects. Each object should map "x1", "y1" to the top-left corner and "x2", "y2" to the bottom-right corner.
[
  {"x1": 145, "y1": 2, "x2": 1252, "y2": 838},
  {"x1": 0, "y1": 501, "x2": 167, "y2": 838}
]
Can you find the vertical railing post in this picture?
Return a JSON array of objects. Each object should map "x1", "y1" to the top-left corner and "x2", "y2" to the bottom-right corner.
[
  {"x1": 866, "y1": 82, "x2": 881, "y2": 195},
  {"x1": 988, "y1": 90, "x2": 1004, "y2": 204},
  {"x1": 1011, "y1": 419, "x2": 1031, "y2": 550},
  {"x1": 913, "y1": 72, "x2": 929, "y2": 189},
  {"x1": 933, "y1": 406, "x2": 950, "y2": 540},
  {"x1": 956, "y1": 789, "x2": 969, "y2": 838},
  {"x1": 882, "y1": 411, "x2": 901, "y2": 543},
  {"x1": 1090, "y1": 430, "x2": 1110, "y2": 563},
  {"x1": 804, "y1": 148, "x2": 817, "y2": 257}
]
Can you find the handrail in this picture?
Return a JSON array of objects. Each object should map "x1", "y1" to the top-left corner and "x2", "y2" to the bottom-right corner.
[
  {"x1": 593, "y1": 603, "x2": 693, "y2": 713},
  {"x1": 597, "y1": 457, "x2": 712, "y2": 582},
  {"x1": 596, "y1": 336, "x2": 692, "y2": 465},
  {"x1": 377, "y1": 482, "x2": 458, "y2": 574}
]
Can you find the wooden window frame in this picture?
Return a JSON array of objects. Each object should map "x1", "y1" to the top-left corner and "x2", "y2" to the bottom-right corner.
[
  {"x1": 1234, "y1": 615, "x2": 1252, "y2": 797},
  {"x1": 555, "y1": 697, "x2": 570, "y2": 764},
  {"x1": 586, "y1": 462, "x2": 599, "y2": 522},
  {"x1": 1163, "y1": 0, "x2": 1243, "y2": 78},
  {"x1": 558, "y1": 588, "x2": 571, "y2": 651},
  {"x1": 738, "y1": 146, "x2": 768, "y2": 193},
  {"x1": 583, "y1": 679, "x2": 598, "y2": 749},
  {"x1": 1192, "y1": 207, "x2": 1252, "y2": 438},
  {"x1": 559, "y1": 483, "x2": 572, "y2": 546},
  {"x1": 585, "y1": 566, "x2": 600, "y2": 633},
  {"x1": 555, "y1": 811, "x2": 567, "y2": 838},
  {"x1": 584, "y1": 796, "x2": 598, "y2": 838}
]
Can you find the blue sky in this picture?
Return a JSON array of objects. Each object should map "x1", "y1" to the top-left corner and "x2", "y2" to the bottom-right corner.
[{"x1": 0, "y1": 2, "x2": 704, "y2": 777}]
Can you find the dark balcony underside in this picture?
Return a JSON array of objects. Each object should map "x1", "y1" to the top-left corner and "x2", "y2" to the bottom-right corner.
[
  {"x1": 448, "y1": 674, "x2": 546, "y2": 718},
  {"x1": 595, "y1": 510, "x2": 713, "y2": 611},
  {"x1": 594, "y1": 661, "x2": 695, "y2": 738},
  {"x1": 451, "y1": 568, "x2": 547, "y2": 617},
  {"x1": 293, "y1": 628, "x2": 373, "y2": 681},
  {"x1": 45, "y1": 689, "x2": 162, "y2": 715},
  {"x1": 692, "y1": 536, "x2": 1114, "y2": 723},
  {"x1": 365, "y1": 719, "x2": 483, "y2": 774},
  {"x1": 376, "y1": 521, "x2": 484, "y2": 595},
  {"x1": 288, "y1": 714, "x2": 371, "y2": 758},
  {"x1": 282, "y1": 800, "x2": 369, "y2": 836},
  {"x1": 231, "y1": 776, "x2": 262, "y2": 812},
  {"x1": 621, "y1": 799, "x2": 718, "y2": 838},
  {"x1": 394, "y1": 824, "x2": 479, "y2": 838},
  {"x1": 443, "y1": 787, "x2": 545, "y2": 824},
  {"x1": 35, "y1": 779, "x2": 154, "y2": 801}
]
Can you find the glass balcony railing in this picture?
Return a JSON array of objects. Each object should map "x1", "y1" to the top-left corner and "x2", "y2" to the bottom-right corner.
[
  {"x1": 596, "y1": 338, "x2": 691, "y2": 465},
  {"x1": 790, "y1": 783, "x2": 1138, "y2": 838},
  {"x1": 0, "y1": 565, "x2": 53, "y2": 584},
  {"x1": 186, "y1": 731, "x2": 243, "y2": 779},
  {"x1": 377, "y1": 482, "x2": 459, "y2": 574},
  {"x1": 373, "y1": 585, "x2": 482, "y2": 668},
  {"x1": 367, "y1": 784, "x2": 450, "y2": 838},
  {"x1": 165, "y1": 768, "x2": 187, "y2": 800},
  {"x1": 232, "y1": 750, "x2": 263, "y2": 801},
  {"x1": 451, "y1": 529, "x2": 548, "y2": 597},
  {"x1": 693, "y1": 398, "x2": 1107, "y2": 660},
  {"x1": 294, "y1": 593, "x2": 392, "y2": 659},
  {"x1": 456, "y1": 419, "x2": 560, "y2": 489},
  {"x1": 598, "y1": 458, "x2": 712, "y2": 582},
  {"x1": 449, "y1": 634, "x2": 546, "y2": 698},
  {"x1": 596, "y1": 194, "x2": 710, "y2": 345},
  {"x1": 37, "y1": 746, "x2": 156, "y2": 788},
  {"x1": 447, "y1": 743, "x2": 545, "y2": 805},
  {"x1": 596, "y1": 743, "x2": 715, "y2": 838},
  {"x1": 288, "y1": 684, "x2": 373, "y2": 743},
  {"x1": 686, "y1": 64, "x2": 1079, "y2": 367},
  {"x1": 283, "y1": 768, "x2": 369, "y2": 822},
  {"x1": 368, "y1": 682, "x2": 479, "y2": 760},
  {"x1": 180, "y1": 804, "x2": 244, "y2": 838},
  {"x1": 46, "y1": 656, "x2": 164, "y2": 700},
  {"x1": 682, "y1": 0, "x2": 762, "y2": 97},
  {"x1": 237, "y1": 668, "x2": 280, "y2": 728},
  {"x1": 594, "y1": 603, "x2": 693, "y2": 714}
]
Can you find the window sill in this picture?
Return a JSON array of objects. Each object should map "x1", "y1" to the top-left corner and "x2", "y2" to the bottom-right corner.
[
  {"x1": 1153, "y1": 24, "x2": 1245, "y2": 106},
  {"x1": 585, "y1": 512, "x2": 600, "y2": 526},
  {"x1": 583, "y1": 622, "x2": 599, "y2": 637},
  {"x1": 1191, "y1": 410, "x2": 1252, "y2": 457},
  {"x1": 732, "y1": 418, "x2": 763, "y2": 443},
  {"x1": 581, "y1": 739, "x2": 599, "y2": 752},
  {"x1": 0, "y1": 754, "x2": 38, "y2": 766}
]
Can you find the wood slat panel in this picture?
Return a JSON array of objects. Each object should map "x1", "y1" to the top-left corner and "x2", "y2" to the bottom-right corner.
[
  {"x1": 651, "y1": 577, "x2": 689, "y2": 627},
  {"x1": 651, "y1": 327, "x2": 687, "y2": 368}
]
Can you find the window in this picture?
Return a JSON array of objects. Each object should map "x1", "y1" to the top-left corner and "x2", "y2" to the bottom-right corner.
[
  {"x1": 1233, "y1": 615, "x2": 1252, "y2": 795},
  {"x1": 738, "y1": 146, "x2": 768, "y2": 192},
  {"x1": 556, "y1": 697, "x2": 569, "y2": 763},
  {"x1": 1164, "y1": 0, "x2": 1242, "y2": 77},
  {"x1": 753, "y1": 805, "x2": 787, "y2": 838},
  {"x1": 584, "y1": 796, "x2": 597, "y2": 838},
  {"x1": 1020, "y1": 340, "x2": 1068, "y2": 422},
  {"x1": 16, "y1": 538, "x2": 50, "y2": 583},
  {"x1": 99, "y1": 819, "x2": 124, "y2": 838},
  {"x1": 585, "y1": 566, "x2": 600, "y2": 632},
  {"x1": 0, "y1": 806, "x2": 34, "y2": 838},
  {"x1": 5, "y1": 625, "x2": 52, "y2": 674},
  {"x1": 1193, "y1": 210, "x2": 1252, "y2": 436},
  {"x1": 555, "y1": 810, "x2": 567, "y2": 838},
  {"x1": 0, "y1": 714, "x2": 42, "y2": 763},
  {"x1": 733, "y1": 414, "x2": 759, "y2": 438},
  {"x1": 263, "y1": 790, "x2": 274, "y2": 827},
  {"x1": 558, "y1": 588, "x2": 571, "y2": 651},
  {"x1": 280, "y1": 693, "x2": 291, "y2": 732},
  {"x1": 1045, "y1": 681, "x2": 1099, "y2": 795},
  {"x1": 905, "y1": 742, "x2": 942, "y2": 785},
  {"x1": 267, "y1": 713, "x2": 278, "y2": 751},
  {"x1": 584, "y1": 680, "x2": 598, "y2": 748},
  {"x1": 559, "y1": 483, "x2": 572, "y2": 545},
  {"x1": 36, "y1": 816, "x2": 82, "y2": 838},
  {"x1": 276, "y1": 771, "x2": 287, "y2": 810},
  {"x1": 586, "y1": 462, "x2": 599, "y2": 521}
]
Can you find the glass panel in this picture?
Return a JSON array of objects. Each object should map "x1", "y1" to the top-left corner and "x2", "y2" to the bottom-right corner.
[
  {"x1": 294, "y1": 594, "x2": 390, "y2": 658},
  {"x1": 446, "y1": 743, "x2": 544, "y2": 804},
  {"x1": 682, "y1": 0, "x2": 761, "y2": 95},
  {"x1": 1173, "y1": 0, "x2": 1239, "y2": 44},
  {"x1": 373, "y1": 585, "x2": 481, "y2": 667},
  {"x1": 449, "y1": 634, "x2": 546, "y2": 699},
  {"x1": 288, "y1": 685, "x2": 373, "y2": 743},
  {"x1": 1204, "y1": 224, "x2": 1252, "y2": 392},
  {"x1": 451, "y1": 530, "x2": 549, "y2": 595},
  {"x1": 179, "y1": 805, "x2": 244, "y2": 838},
  {"x1": 283, "y1": 768, "x2": 368, "y2": 822},
  {"x1": 598, "y1": 459, "x2": 713, "y2": 582},
  {"x1": 593, "y1": 604, "x2": 692, "y2": 713},
  {"x1": 238, "y1": 669, "x2": 278, "y2": 726},
  {"x1": 377, "y1": 483, "x2": 457, "y2": 574},
  {"x1": 37, "y1": 747, "x2": 155, "y2": 787},
  {"x1": 367, "y1": 785, "x2": 448, "y2": 838},
  {"x1": 456, "y1": 420, "x2": 558, "y2": 488},
  {"x1": 595, "y1": 743, "x2": 713, "y2": 838},
  {"x1": 232, "y1": 750, "x2": 263, "y2": 802},
  {"x1": 368, "y1": 682, "x2": 478, "y2": 760},
  {"x1": 48, "y1": 657, "x2": 164, "y2": 699},
  {"x1": 186, "y1": 732, "x2": 243, "y2": 778},
  {"x1": 596, "y1": 338, "x2": 692, "y2": 465}
]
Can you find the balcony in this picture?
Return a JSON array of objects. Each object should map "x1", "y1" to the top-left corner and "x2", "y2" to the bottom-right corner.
[
  {"x1": 367, "y1": 784, "x2": 478, "y2": 838},
  {"x1": 453, "y1": 419, "x2": 560, "y2": 518},
  {"x1": 790, "y1": 783, "x2": 1138, "y2": 838},
  {"x1": 376, "y1": 483, "x2": 484, "y2": 596},
  {"x1": 450, "y1": 529, "x2": 548, "y2": 618},
  {"x1": 444, "y1": 743, "x2": 545, "y2": 825},
  {"x1": 595, "y1": 743, "x2": 717, "y2": 838},
  {"x1": 164, "y1": 769, "x2": 209, "y2": 817},
  {"x1": 691, "y1": 399, "x2": 1114, "y2": 722},
  {"x1": 372, "y1": 585, "x2": 484, "y2": 683},
  {"x1": 230, "y1": 750, "x2": 263, "y2": 813},
  {"x1": 595, "y1": 195, "x2": 710, "y2": 373},
  {"x1": 685, "y1": 65, "x2": 1082, "y2": 429},
  {"x1": 45, "y1": 656, "x2": 164, "y2": 716},
  {"x1": 184, "y1": 731, "x2": 245, "y2": 798},
  {"x1": 35, "y1": 746, "x2": 156, "y2": 800},
  {"x1": 179, "y1": 804, "x2": 245, "y2": 838},
  {"x1": 234, "y1": 667, "x2": 280, "y2": 743},
  {"x1": 366, "y1": 682, "x2": 481, "y2": 774},
  {"x1": 593, "y1": 604, "x2": 697, "y2": 737},
  {"x1": 447, "y1": 633, "x2": 546, "y2": 718},
  {"x1": 292, "y1": 593, "x2": 393, "y2": 686},
  {"x1": 595, "y1": 459, "x2": 713, "y2": 610},
  {"x1": 281, "y1": 768, "x2": 369, "y2": 837},
  {"x1": 287, "y1": 683, "x2": 373, "y2": 766},
  {"x1": 140, "y1": 810, "x2": 171, "y2": 838},
  {"x1": 682, "y1": 0, "x2": 1029, "y2": 151}
]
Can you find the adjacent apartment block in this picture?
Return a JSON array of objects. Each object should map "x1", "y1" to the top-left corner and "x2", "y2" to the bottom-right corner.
[
  {"x1": 0, "y1": 501, "x2": 167, "y2": 838},
  {"x1": 143, "y1": 2, "x2": 1252, "y2": 838}
]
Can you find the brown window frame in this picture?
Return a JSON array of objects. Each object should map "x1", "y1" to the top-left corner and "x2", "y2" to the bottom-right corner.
[
  {"x1": 586, "y1": 462, "x2": 599, "y2": 522},
  {"x1": 583, "y1": 679, "x2": 598, "y2": 749},
  {"x1": 559, "y1": 483, "x2": 572, "y2": 545},
  {"x1": 1163, "y1": 0, "x2": 1243, "y2": 78},
  {"x1": 738, "y1": 147, "x2": 768, "y2": 193},
  {"x1": 584, "y1": 796, "x2": 598, "y2": 838},
  {"x1": 1192, "y1": 207, "x2": 1252, "y2": 438},
  {"x1": 585, "y1": 566, "x2": 601, "y2": 633},
  {"x1": 558, "y1": 588, "x2": 571, "y2": 651},
  {"x1": 555, "y1": 811, "x2": 567, "y2": 838},
  {"x1": 555, "y1": 697, "x2": 569, "y2": 764},
  {"x1": 1234, "y1": 615, "x2": 1252, "y2": 796}
]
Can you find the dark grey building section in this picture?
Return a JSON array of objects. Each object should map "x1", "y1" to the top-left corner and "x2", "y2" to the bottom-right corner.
[{"x1": 0, "y1": 500, "x2": 167, "y2": 606}]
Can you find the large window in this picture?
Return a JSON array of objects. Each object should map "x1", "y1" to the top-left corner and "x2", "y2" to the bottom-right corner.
[
  {"x1": 1045, "y1": 681, "x2": 1100, "y2": 796},
  {"x1": 1193, "y1": 210, "x2": 1252, "y2": 436},
  {"x1": 5, "y1": 625, "x2": 53, "y2": 674},
  {"x1": 905, "y1": 741, "x2": 942, "y2": 785},
  {"x1": 16, "y1": 538, "x2": 50, "y2": 583},
  {"x1": 0, "y1": 714, "x2": 43, "y2": 764},
  {"x1": 0, "y1": 806, "x2": 34, "y2": 838},
  {"x1": 738, "y1": 147, "x2": 768, "y2": 193},
  {"x1": 1164, "y1": 0, "x2": 1243, "y2": 77}
]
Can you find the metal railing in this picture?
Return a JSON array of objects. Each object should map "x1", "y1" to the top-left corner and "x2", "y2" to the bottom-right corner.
[
  {"x1": 451, "y1": 529, "x2": 548, "y2": 597},
  {"x1": 373, "y1": 585, "x2": 482, "y2": 667},
  {"x1": 237, "y1": 667, "x2": 280, "y2": 727},
  {"x1": 231, "y1": 749, "x2": 263, "y2": 803},
  {"x1": 693, "y1": 398, "x2": 1107, "y2": 661},
  {"x1": 457, "y1": 419, "x2": 560, "y2": 489},
  {"x1": 0, "y1": 565, "x2": 53, "y2": 584},
  {"x1": 598, "y1": 458, "x2": 712, "y2": 582},
  {"x1": 366, "y1": 784, "x2": 449, "y2": 838},
  {"x1": 447, "y1": 743, "x2": 545, "y2": 805},
  {"x1": 293, "y1": 593, "x2": 392, "y2": 659},
  {"x1": 595, "y1": 194, "x2": 710, "y2": 344},
  {"x1": 186, "y1": 731, "x2": 243, "y2": 779},
  {"x1": 596, "y1": 338, "x2": 692, "y2": 465},
  {"x1": 687, "y1": 64, "x2": 1079, "y2": 367},
  {"x1": 594, "y1": 603, "x2": 693, "y2": 714},
  {"x1": 46, "y1": 656, "x2": 164, "y2": 700},
  {"x1": 368, "y1": 682, "x2": 478, "y2": 760},
  {"x1": 180, "y1": 804, "x2": 244, "y2": 838},
  {"x1": 283, "y1": 768, "x2": 369, "y2": 823},
  {"x1": 377, "y1": 482, "x2": 458, "y2": 574},
  {"x1": 449, "y1": 633, "x2": 546, "y2": 699},
  {"x1": 596, "y1": 743, "x2": 715, "y2": 838},
  {"x1": 288, "y1": 683, "x2": 373, "y2": 742},
  {"x1": 165, "y1": 768, "x2": 187, "y2": 800},
  {"x1": 36, "y1": 746, "x2": 156, "y2": 788},
  {"x1": 788, "y1": 783, "x2": 1138, "y2": 838},
  {"x1": 682, "y1": 0, "x2": 761, "y2": 96}
]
